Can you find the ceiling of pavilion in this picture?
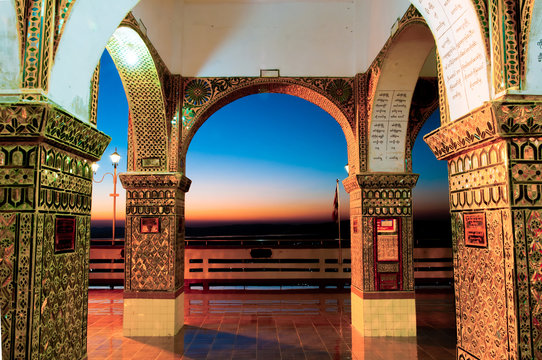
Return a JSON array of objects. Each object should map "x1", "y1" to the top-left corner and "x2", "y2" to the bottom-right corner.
[{"x1": 131, "y1": 0, "x2": 421, "y2": 77}]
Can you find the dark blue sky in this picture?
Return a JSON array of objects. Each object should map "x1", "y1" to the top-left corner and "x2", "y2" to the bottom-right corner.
[{"x1": 92, "y1": 50, "x2": 449, "y2": 223}]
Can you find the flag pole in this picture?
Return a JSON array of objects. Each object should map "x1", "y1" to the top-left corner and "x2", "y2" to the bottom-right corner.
[{"x1": 337, "y1": 179, "x2": 342, "y2": 265}]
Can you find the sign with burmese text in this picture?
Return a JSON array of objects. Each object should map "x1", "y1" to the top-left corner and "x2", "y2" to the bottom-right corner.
[
  {"x1": 414, "y1": 0, "x2": 490, "y2": 120},
  {"x1": 376, "y1": 218, "x2": 399, "y2": 262},
  {"x1": 55, "y1": 217, "x2": 76, "y2": 253},
  {"x1": 369, "y1": 90, "x2": 412, "y2": 172},
  {"x1": 464, "y1": 212, "x2": 487, "y2": 247}
]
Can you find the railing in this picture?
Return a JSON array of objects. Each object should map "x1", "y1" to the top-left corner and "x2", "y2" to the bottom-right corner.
[
  {"x1": 413, "y1": 247, "x2": 453, "y2": 286},
  {"x1": 88, "y1": 237, "x2": 453, "y2": 289},
  {"x1": 185, "y1": 235, "x2": 350, "y2": 248},
  {"x1": 89, "y1": 239, "x2": 124, "y2": 287},
  {"x1": 185, "y1": 247, "x2": 351, "y2": 292}
]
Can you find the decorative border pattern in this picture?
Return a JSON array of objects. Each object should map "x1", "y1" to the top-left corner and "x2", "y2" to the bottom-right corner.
[
  {"x1": 106, "y1": 26, "x2": 168, "y2": 172},
  {"x1": 424, "y1": 103, "x2": 497, "y2": 160},
  {"x1": 0, "y1": 104, "x2": 110, "y2": 160},
  {"x1": 181, "y1": 76, "x2": 355, "y2": 136},
  {"x1": 89, "y1": 63, "x2": 100, "y2": 126}
]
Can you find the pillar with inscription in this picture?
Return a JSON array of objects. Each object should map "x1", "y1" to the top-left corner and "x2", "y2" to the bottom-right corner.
[
  {"x1": 0, "y1": 104, "x2": 110, "y2": 359},
  {"x1": 346, "y1": 172, "x2": 418, "y2": 337},
  {"x1": 120, "y1": 173, "x2": 190, "y2": 336},
  {"x1": 424, "y1": 101, "x2": 542, "y2": 360}
]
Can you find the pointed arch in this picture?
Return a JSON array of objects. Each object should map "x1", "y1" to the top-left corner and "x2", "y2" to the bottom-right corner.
[
  {"x1": 105, "y1": 26, "x2": 168, "y2": 172},
  {"x1": 181, "y1": 80, "x2": 358, "y2": 175},
  {"x1": 48, "y1": 0, "x2": 140, "y2": 122},
  {"x1": 410, "y1": 0, "x2": 491, "y2": 119},
  {"x1": 368, "y1": 21, "x2": 436, "y2": 172}
]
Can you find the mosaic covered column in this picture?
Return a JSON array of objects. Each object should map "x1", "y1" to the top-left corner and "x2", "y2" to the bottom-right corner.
[
  {"x1": 345, "y1": 172, "x2": 418, "y2": 337},
  {"x1": 0, "y1": 104, "x2": 110, "y2": 359},
  {"x1": 424, "y1": 101, "x2": 542, "y2": 360},
  {"x1": 119, "y1": 173, "x2": 190, "y2": 336}
]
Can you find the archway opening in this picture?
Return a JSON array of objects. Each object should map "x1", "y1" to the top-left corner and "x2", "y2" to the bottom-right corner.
[
  {"x1": 184, "y1": 93, "x2": 352, "y2": 292},
  {"x1": 89, "y1": 49, "x2": 129, "y2": 288}
]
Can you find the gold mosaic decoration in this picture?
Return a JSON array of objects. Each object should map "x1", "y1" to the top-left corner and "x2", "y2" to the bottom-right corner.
[
  {"x1": 519, "y1": 0, "x2": 536, "y2": 81},
  {"x1": 21, "y1": 0, "x2": 55, "y2": 91},
  {"x1": 426, "y1": 100, "x2": 542, "y2": 359},
  {"x1": 347, "y1": 173, "x2": 419, "y2": 292},
  {"x1": 179, "y1": 76, "x2": 358, "y2": 176},
  {"x1": 89, "y1": 63, "x2": 100, "y2": 126},
  {"x1": 0, "y1": 103, "x2": 109, "y2": 359},
  {"x1": 121, "y1": 174, "x2": 190, "y2": 293},
  {"x1": 436, "y1": 51, "x2": 451, "y2": 126},
  {"x1": 53, "y1": 0, "x2": 76, "y2": 55},
  {"x1": 106, "y1": 26, "x2": 168, "y2": 172}
]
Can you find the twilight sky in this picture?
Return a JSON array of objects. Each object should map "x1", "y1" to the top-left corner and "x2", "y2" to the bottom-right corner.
[{"x1": 91, "y1": 50, "x2": 449, "y2": 225}]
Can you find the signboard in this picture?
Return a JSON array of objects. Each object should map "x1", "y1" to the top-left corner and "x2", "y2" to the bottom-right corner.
[
  {"x1": 377, "y1": 235, "x2": 399, "y2": 262},
  {"x1": 376, "y1": 218, "x2": 397, "y2": 233},
  {"x1": 142, "y1": 157, "x2": 161, "y2": 167},
  {"x1": 375, "y1": 218, "x2": 401, "y2": 290},
  {"x1": 379, "y1": 273, "x2": 399, "y2": 291},
  {"x1": 369, "y1": 90, "x2": 412, "y2": 172},
  {"x1": 413, "y1": 0, "x2": 490, "y2": 121},
  {"x1": 55, "y1": 217, "x2": 76, "y2": 253},
  {"x1": 464, "y1": 212, "x2": 487, "y2": 247},
  {"x1": 141, "y1": 217, "x2": 160, "y2": 233}
]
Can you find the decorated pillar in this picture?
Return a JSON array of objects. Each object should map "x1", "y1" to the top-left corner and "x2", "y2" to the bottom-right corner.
[
  {"x1": 120, "y1": 173, "x2": 190, "y2": 336},
  {"x1": 424, "y1": 100, "x2": 542, "y2": 360},
  {"x1": 0, "y1": 104, "x2": 110, "y2": 359},
  {"x1": 346, "y1": 172, "x2": 418, "y2": 337}
]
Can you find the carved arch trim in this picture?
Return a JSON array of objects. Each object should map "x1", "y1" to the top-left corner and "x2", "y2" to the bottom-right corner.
[
  {"x1": 366, "y1": 15, "x2": 436, "y2": 172},
  {"x1": 180, "y1": 77, "x2": 358, "y2": 174},
  {"x1": 105, "y1": 25, "x2": 168, "y2": 172}
]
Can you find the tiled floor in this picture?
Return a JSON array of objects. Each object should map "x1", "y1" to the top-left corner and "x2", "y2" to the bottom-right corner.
[{"x1": 87, "y1": 289, "x2": 456, "y2": 359}]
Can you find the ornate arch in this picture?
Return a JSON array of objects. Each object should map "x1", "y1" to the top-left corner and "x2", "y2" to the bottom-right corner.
[
  {"x1": 106, "y1": 25, "x2": 169, "y2": 172},
  {"x1": 180, "y1": 77, "x2": 358, "y2": 173},
  {"x1": 409, "y1": 0, "x2": 491, "y2": 120},
  {"x1": 366, "y1": 9, "x2": 436, "y2": 172},
  {"x1": 48, "y1": 0, "x2": 141, "y2": 122}
]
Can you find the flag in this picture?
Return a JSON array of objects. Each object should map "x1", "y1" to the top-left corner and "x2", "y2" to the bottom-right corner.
[{"x1": 332, "y1": 181, "x2": 339, "y2": 222}]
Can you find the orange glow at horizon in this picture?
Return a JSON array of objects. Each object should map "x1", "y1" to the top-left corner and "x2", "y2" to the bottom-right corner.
[{"x1": 185, "y1": 201, "x2": 349, "y2": 223}]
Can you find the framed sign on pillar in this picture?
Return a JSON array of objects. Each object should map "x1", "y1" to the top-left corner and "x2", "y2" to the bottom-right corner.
[{"x1": 374, "y1": 218, "x2": 402, "y2": 290}]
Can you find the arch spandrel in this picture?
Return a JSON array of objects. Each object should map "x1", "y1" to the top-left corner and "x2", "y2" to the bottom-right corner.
[
  {"x1": 180, "y1": 77, "x2": 358, "y2": 174},
  {"x1": 106, "y1": 26, "x2": 168, "y2": 172},
  {"x1": 410, "y1": 0, "x2": 491, "y2": 119}
]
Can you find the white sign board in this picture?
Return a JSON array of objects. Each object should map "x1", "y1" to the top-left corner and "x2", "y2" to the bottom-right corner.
[
  {"x1": 413, "y1": 0, "x2": 490, "y2": 120},
  {"x1": 369, "y1": 90, "x2": 412, "y2": 172}
]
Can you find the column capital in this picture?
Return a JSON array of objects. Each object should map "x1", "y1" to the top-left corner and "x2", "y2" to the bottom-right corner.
[
  {"x1": 356, "y1": 172, "x2": 419, "y2": 189},
  {"x1": 0, "y1": 103, "x2": 110, "y2": 161},
  {"x1": 424, "y1": 99, "x2": 542, "y2": 160},
  {"x1": 119, "y1": 172, "x2": 191, "y2": 192}
]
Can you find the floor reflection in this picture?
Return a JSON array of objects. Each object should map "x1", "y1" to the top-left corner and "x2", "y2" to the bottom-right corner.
[{"x1": 87, "y1": 289, "x2": 455, "y2": 359}]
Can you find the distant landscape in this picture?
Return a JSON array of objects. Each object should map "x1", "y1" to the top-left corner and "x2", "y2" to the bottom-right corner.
[{"x1": 91, "y1": 215, "x2": 452, "y2": 247}]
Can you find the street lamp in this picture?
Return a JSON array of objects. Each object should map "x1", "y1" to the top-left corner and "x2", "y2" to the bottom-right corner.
[{"x1": 92, "y1": 148, "x2": 121, "y2": 245}]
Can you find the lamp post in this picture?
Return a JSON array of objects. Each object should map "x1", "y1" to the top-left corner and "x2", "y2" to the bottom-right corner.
[{"x1": 92, "y1": 148, "x2": 121, "y2": 245}]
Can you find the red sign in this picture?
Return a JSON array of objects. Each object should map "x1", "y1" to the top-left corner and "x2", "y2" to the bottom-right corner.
[
  {"x1": 376, "y1": 218, "x2": 397, "y2": 233},
  {"x1": 55, "y1": 217, "x2": 76, "y2": 253},
  {"x1": 141, "y1": 217, "x2": 160, "y2": 233},
  {"x1": 464, "y1": 213, "x2": 487, "y2": 247}
]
